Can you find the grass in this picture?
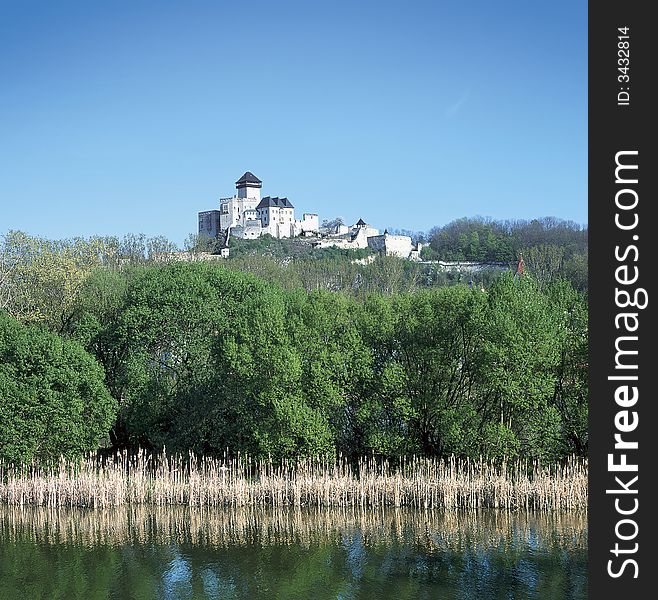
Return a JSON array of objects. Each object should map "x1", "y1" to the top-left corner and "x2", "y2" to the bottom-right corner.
[{"x1": 0, "y1": 451, "x2": 587, "y2": 510}]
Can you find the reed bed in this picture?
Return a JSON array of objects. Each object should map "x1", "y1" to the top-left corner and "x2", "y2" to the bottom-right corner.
[
  {"x1": 0, "y1": 505, "x2": 587, "y2": 551},
  {"x1": 0, "y1": 451, "x2": 587, "y2": 511}
]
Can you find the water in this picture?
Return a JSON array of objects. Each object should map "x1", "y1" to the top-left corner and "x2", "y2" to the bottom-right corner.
[{"x1": 0, "y1": 507, "x2": 586, "y2": 599}]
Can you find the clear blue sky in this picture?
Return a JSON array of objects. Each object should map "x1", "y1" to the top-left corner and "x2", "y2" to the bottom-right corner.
[{"x1": 0, "y1": 0, "x2": 587, "y2": 245}]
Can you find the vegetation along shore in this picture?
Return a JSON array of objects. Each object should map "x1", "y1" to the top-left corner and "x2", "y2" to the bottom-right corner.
[
  {"x1": 1, "y1": 220, "x2": 587, "y2": 509},
  {"x1": 0, "y1": 452, "x2": 586, "y2": 510}
]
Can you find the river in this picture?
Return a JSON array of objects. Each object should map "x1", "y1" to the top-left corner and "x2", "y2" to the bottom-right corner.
[{"x1": 0, "y1": 506, "x2": 586, "y2": 599}]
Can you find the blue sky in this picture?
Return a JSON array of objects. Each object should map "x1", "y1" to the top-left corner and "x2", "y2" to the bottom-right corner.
[{"x1": 0, "y1": 0, "x2": 587, "y2": 245}]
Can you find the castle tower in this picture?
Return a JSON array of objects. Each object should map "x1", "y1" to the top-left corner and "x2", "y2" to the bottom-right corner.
[{"x1": 235, "y1": 171, "x2": 262, "y2": 201}]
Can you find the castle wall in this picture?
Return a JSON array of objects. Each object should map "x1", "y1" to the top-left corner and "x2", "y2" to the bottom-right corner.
[
  {"x1": 219, "y1": 197, "x2": 259, "y2": 231},
  {"x1": 295, "y1": 213, "x2": 319, "y2": 235},
  {"x1": 351, "y1": 228, "x2": 370, "y2": 249},
  {"x1": 314, "y1": 238, "x2": 356, "y2": 250},
  {"x1": 198, "y1": 210, "x2": 221, "y2": 238},
  {"x1": 367, "y1": 234, "x2": 413, "y2": 258},
  {"x1": 231, "y1": 219, "x2": 263, "y2": 239}
]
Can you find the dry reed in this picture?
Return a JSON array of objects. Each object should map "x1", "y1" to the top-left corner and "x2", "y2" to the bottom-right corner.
[
  {"x1": 0, "y1": 451, "x2": 587, "y2": 510},
  {"x1": 0, "y1": 505, "x2": 587, "y2": 551}
]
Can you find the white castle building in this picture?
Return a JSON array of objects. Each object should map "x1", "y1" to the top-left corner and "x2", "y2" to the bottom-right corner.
[
  {"x1": 199, "y1": 172, "x2": 319, "y2": 240},
  {"x1": 314, "y1": 219, "x2": 379, "y2": 250},
  {"x1": 313, "y1": 219, "x2": 418, "y2": 259},
  {"x1": 197, "y1": 171, "x2": 422, "y2": 259}
]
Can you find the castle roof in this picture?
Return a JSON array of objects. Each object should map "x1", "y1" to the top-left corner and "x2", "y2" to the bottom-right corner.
[
  {"x1": 356, "y1": 218, "x2": 367, "y2": 226},
  {"x1": 235, "y1": 171, "x2": 262, "y2": 186},
  {"x1": 256, "y1": 196, "x2": 294, "y2": 209}
]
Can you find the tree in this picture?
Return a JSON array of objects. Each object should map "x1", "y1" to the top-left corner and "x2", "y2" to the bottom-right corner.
[
  {"x1": 476, "y1": 273, "x2": 568, "y2": 460},
  {"x1": 82, "y1": 262, "x2": 335, "y2": 458},
  {"x1": 118, "y1": 233, "x2": 148, "y2": 263},
  {"x1": 0, "y1": 311, "x2": 116, "y2": 464},
  {"x1": 359, "y1": 287, "x2": 486, "y2": 457},
  {"x1": 0, "y1": 231, "x2": 115, "y2": 333},
  {"x1": 363, "y1": 256, "x2": 418, "y2": 295},
  {"x1": 146, "y1": 235, "x2": 179, "y2": 259},
  {"x1": 286, "y1": 290, "x2": 374, "y2": 457},
  {"x1": 547, "y1": 281, "x2": 588, "y2": 455},
  {"x1": 183, "y1": 232, "x2": 225, "y2": 254},
  {"x1": 522, "y1": 244, "x2": 565, "y2": 286},
  {"x1": 320, "y1": 217, "x2": 345, "y2": 233},
  {"x1": 563, "y1": 249, "x2": 588, "y2": 292}
]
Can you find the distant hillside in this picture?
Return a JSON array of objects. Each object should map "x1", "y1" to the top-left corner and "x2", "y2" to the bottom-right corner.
[
  {"x1": 423, "y1": 217, "x2": 587, "y2": 262},
  {"x1": 389, "y1": 217, "x2": 587, "y2": 291}
]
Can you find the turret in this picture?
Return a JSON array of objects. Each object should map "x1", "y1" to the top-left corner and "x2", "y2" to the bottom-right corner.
[{"x1": 235, "y1": 171, "x2": 262, "y2": 201}]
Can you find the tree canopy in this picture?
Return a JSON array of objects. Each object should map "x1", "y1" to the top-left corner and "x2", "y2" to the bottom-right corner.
[
  {"x1": 1, "y1": 231, "x2": 588, "y2": 464},
  {"x1": 0, "y1": 312, "x2": 116, "y2": 464}
]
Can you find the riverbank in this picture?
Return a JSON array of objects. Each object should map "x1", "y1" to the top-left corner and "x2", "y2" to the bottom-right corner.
[{"x1": 0, "y1": 452, "x2": 587, "y2": 510}]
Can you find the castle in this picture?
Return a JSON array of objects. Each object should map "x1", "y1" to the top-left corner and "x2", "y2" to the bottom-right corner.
[
  {"x1": 198, "y1": 172, "x2": 421, "y2": 259},
  {"x1": 198, "y1": 172, "x2": 319, "y2": 240}
]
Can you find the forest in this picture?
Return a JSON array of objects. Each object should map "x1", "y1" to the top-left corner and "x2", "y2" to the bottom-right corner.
[{"x1": 0, "y1": 224, "x2": 588, "y2": 466}]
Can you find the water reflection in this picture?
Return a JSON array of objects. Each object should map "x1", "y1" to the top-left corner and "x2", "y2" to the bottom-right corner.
[{"x1": 0, "y1": 507, "x2": 586, "y2": 599}]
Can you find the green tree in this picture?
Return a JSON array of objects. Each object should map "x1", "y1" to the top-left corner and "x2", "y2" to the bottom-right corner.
[
  {"x1": 287, "y1": 290, "x2": 374, "y2": 457},
  {"x1": 476, "y1": 273, "x2": 569, "y2": 460},
  {"x1": 80, "y1": 262, "x2": 334, "y2": 458},
  {"x1": 468, "y1": 230, "x2": 481, "y2": 260},
  {"x1": 183, "y1": 232, "x2": 225, "y2": 254},
  {"x1": 0, "y1": 311, "x2": 116, "y2": 464},
  {"x1": 361, "y1": 287, "x2": 486, "y2": 457},
  {"x1": 547, "y1": 281, "x2": 588, "y2": 455},
  {"x1": 522, "y1": 244, "x2": 565, "y2": 286},
  {"x1": 0, "y1": 231, "x2": 115, "y2": 332},
  {"x1": 563, "y1": 248, "x2": 588, "y2": 292}
]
